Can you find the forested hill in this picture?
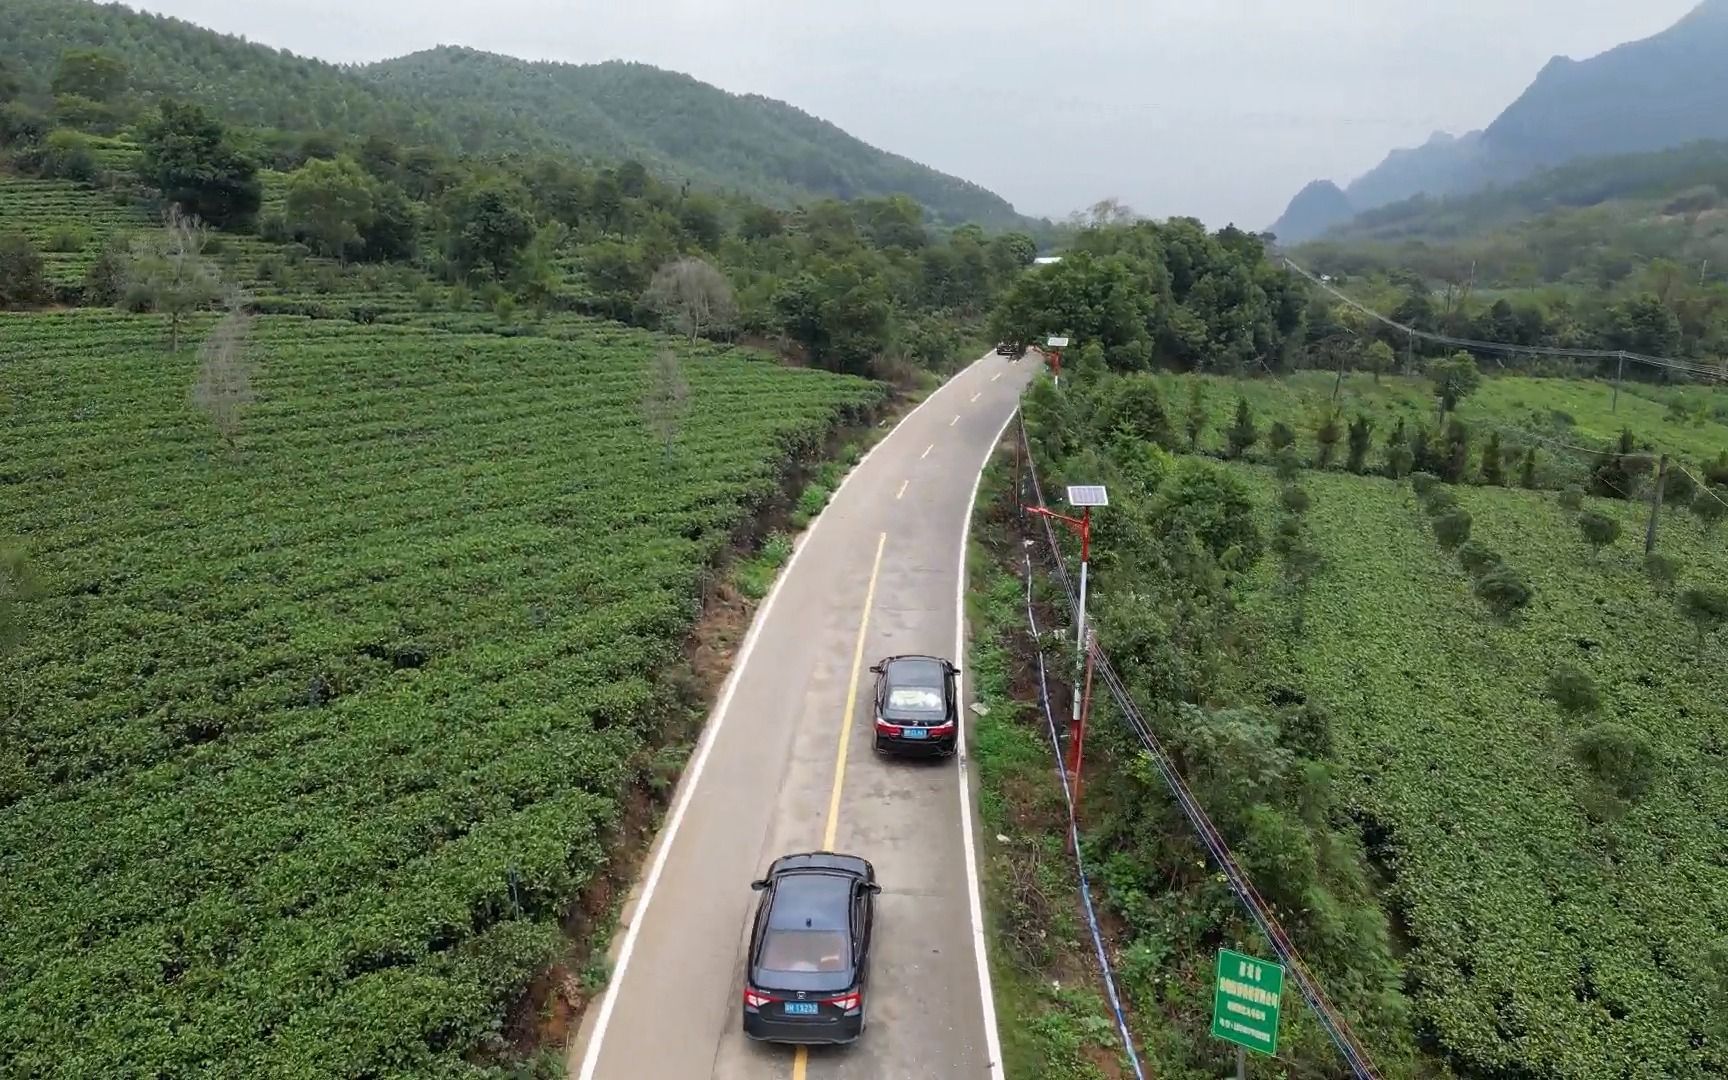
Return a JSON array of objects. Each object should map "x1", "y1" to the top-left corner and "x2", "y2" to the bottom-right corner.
[
  {"x1": 363, "y1": 48, "x2": 1024, "y2": 228},
  {"x1": 0, "y1": 0, "x2": 1027, "y2": 228}
]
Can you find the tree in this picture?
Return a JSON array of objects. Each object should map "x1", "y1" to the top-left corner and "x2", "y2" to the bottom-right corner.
[
  {"x1": 359, "y1": 182, "x2": 418, "y2": 263},
  {"x1": 1269, "y1": 420, "x2": 1295, "y2": 452},
  {"x1": 138, "y1": 101, "x2": 261, "y2": 229},
  {"x1": 1365, "y1": 339, "x2": 1395, "y2": 384},
  {"x1": 1440, "y1": 418, "x2": 1471, "y2": 484},
  {"x1": 1475, "y1": 565, "x2": 1533, "y2": 617},
  {"x1": 1644, "y1": 553, "x2": 1681, "y2": 593},
  {"x1": 1559, "y1": 486, "x2": 1585, "y2": 512},
  {"x1": 1480, "y1": 430, "x2": 1505, "y2": 486},
  {"x1": 51, "y1": 49, "x2": 128, "y2": 103},
  {"x1": 0, "y1": 233, "x2": 49, "y2": 309},
  {"x1": 1225, "y1": 396, "x2": 1257, "y2": 459},
  {"x1": 1546, "y1": 665, "x2": 1600, "y2": 715},
  {"x1": 82, "y1": 233, "x2": 131, "y2": 306},
  {"x1": 1519, "y1": 447, "x2": 1538, "y2": 489},
  {"x1": 1385, "y1": 417, "x2": 1412, "y2": 479},
  {"x1": 1428, "y1": 352, "x2": 1481, "y2": 421},
  {"x1": 1345, "y1": 413, "x2": 1373, "y2": 474},
  {"x1": 1184, "y1": 380, "x2": 1208, "y2": 450},
  {"x1": 1692, "y1": 485, "x2": 1728, "y2": 535},
  {"x1": 1314, "y1": 411, "x2": 1342, "y2": 469},
  {"x1": 1273, "y1": 446, "x2": 1302, "y2": 483},
  {"x1": 1574, "y1": 723, "x2": 1659, "y2": 803},
  {"x1": 641, "y1": 348, "x2": 691, "y2": 455},
  {"x1": 643, "y1": 256, "x2": 737, "y2": 343},
  {"x1": 1092, "y1": 375, "x2": 1177, "y2": 449},
  {"x1": 1278, "y1": 484, "x2": 1311, "y2": 516},
  {"x1": 442, "y1": 178, "x2": 537, "y2": 280},
  {"x1": 285, "y1": 157, "x2": 375, "y2": 260},
  {"x1": 190, "y1": 291, "x2": 256, "y2": 450},
  {"x1": 1434, "y1": 509, "x2": 1472, "y2": 550},
  {"x1": 1578, "y1": 511, "x2": 1621, "y2": 559},
  {"x1": 1679, "y1": 586, "x2": 1728, "y2": 650},
  {"x1": 126, "y1": 205, "x2": 221, "y2": 351}
]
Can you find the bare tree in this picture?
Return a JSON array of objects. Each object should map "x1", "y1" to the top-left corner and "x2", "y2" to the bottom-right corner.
[
  {"x1": 642, "y1": 256, "x2": 736, "y2": 343},
  {"x1": 641, "y1": 347, "x2": 691, "y2": 455},
  {"x1": 126, "y1": 204, "x2": 220, "y2": 351},
  {"x1": 191, "y1": 289, "x2": 256, "y2": 451}
]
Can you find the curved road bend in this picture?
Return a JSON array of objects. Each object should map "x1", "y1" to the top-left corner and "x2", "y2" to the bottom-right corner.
[{"x1": 570, "y1": 349, "x2": 1036, "y2": 1080}]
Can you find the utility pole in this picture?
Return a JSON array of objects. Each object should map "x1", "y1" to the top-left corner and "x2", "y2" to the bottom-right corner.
[
  {"x1": 1646, "y1": 454, "x2": 1669, "y2": 555},
  {"x1": 1025, "y1": 485, "x2": 1108, "y2": 805}
]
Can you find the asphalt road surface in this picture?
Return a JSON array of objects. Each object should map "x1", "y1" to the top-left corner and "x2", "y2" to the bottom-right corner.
[{"x1": 570, "y1": 349, "x2": 1036, "y2": 1080}]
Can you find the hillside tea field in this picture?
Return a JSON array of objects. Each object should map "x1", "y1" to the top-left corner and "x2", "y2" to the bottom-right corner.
[
  {"x1": 1237, "y1": 467, "x2": 1728, "y2": 1076},
  {"x1": 0, "y1": 311, "x2": 883, "y2": 1077},
  {"x1": 1152, "y1": 369, "x2": 1728, "y2": 485}
]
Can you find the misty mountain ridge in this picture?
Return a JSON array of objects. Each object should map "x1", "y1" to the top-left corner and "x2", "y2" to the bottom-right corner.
[
  {"x1": 0, "y1": 0, "x2": 1027, "y2": 227},
  {"x1": 1271, "y1": 0, "x2": 1728, "y2": 244}
]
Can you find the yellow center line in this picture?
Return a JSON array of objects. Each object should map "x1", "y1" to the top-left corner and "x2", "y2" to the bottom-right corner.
[
  {"x1": 896, "y1": 479, "x2": 909, "y2": 499},
  {"x1": 794, "y1": 532, "x2": 884, "y2": 1079},
  {"x1": 921, "y1": 443, "x2": 934, "y2": 459},
  {"x1": 970, "y1": 392, "x2": 982, "y2": 403},
  {"x1": 823, "y1": 530, "x2": 887, "y2": 850}
]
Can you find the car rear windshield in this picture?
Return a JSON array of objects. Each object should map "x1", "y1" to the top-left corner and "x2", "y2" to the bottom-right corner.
[
  {"x1": 887, "y1": 686, "x2": 943, "y2": 712},
  {"x1": 757, "y1": 928, "x2": 850, "y2": 973}
]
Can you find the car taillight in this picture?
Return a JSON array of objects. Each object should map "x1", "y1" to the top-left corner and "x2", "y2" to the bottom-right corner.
[
  {"x1": 874, "y1": 716, "x2": 900, "y2": 735},
  {"x1": 822, "y1": 990, "x2": 862, "y2": 1012},
  {"x1": 927, "y1": 721, "x2": 955, "y2": 735},
  {"x1": 743, "y1": 988, "x2": 780, "y2": 1009}
]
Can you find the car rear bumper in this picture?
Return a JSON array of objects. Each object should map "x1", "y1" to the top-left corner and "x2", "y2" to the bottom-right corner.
[
  {"x1": 874, "y1": 731, "x2": 956, "y2": 757},
  {"x1": 743, "y1": 1010, "x2": 862, "y2": 1045}
]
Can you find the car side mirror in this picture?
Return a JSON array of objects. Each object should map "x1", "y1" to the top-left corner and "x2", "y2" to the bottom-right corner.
[
  {"x1": 869, "y1": 663, "x2": 883, "y2": 673},
  {"x1": 866, "y1": 882, "x2": 881, "y2": 895},
  {"x1": 750, "y1": 878, "x2": 769, "y2": 891}
]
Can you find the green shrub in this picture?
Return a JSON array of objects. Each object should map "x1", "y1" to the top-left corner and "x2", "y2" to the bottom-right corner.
[
  {"x1": 1546, "y1": 665, "x2": 1600, "y2": 715},
  {"x1": 1572, "y1": 723, "x2": 1658, "y2": 801},
  {"x1": 1457, "y1": 540, "x2": 1502, "y2": 577},
  {"x1": 1434, "y1": 509, "x2": 1472, "y2": 550},
  {"x1": 1475, "y1": 565, "x2": 1533, "y2": 617}
]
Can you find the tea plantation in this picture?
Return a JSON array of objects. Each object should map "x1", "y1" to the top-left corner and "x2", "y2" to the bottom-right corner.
[{"x1": 0, "y1": 311, "x2": 883, "y2": 1076}]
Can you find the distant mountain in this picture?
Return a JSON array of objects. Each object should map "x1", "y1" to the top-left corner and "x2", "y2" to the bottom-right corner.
[
  {"x1": 1271, "y1": 0, "x2": 1728, "y2": 236},
  {"x1": 0, "y1": 0, "x2": 1027, "y2": 228},
  {"x1": 1269, "y1": 180, "x2": 1355, "y2": 244},
  {"x1": 363, "y1": 48, "x2": 1025, "y2": 227}
]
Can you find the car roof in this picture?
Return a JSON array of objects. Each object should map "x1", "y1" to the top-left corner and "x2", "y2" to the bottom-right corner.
[
  {"x1": 766, "y1": 871, "x2": 853, "y2": 931},
  {"x1": 883, "y1": 655, "x2": 947, "y2": 688}
]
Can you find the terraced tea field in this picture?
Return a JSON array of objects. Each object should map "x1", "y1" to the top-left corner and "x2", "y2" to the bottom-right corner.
[
  {"x1": 1236, "y1": 467, "x2": 1728, "y2": 1077},
  {"x1": 0, "y1": 311, "x2": 884, "y2": 1077},
  {"x1": 0, "y1": 176, "x2": 156, "y2": 286}
]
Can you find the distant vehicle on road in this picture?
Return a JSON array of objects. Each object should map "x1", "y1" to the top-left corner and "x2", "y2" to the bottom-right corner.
[
  {"x1": 742, "y1": 852, "x2": 879, "y2": 1045},
  {"x1": 870, "y1": 654, "x2": 960, "y2": 757},
  {"x1": 994, "y1": 341, "x2": 1027, "y2": 358}
]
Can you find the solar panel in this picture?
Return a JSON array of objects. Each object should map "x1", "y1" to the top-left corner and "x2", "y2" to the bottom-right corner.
[{"x1": 1066, "y1": 485, "x2": 1109, "y2": 507}]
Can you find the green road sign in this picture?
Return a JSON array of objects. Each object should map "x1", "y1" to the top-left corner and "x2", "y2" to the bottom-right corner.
[{"x1": 1211, "y1": 948, "x2": 1284, "y2": 1056}]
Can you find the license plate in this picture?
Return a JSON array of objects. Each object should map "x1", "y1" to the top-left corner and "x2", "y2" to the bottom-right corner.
[
  {"x1": 902, "y1": 727, "x2": 927, "y2": 739},
  {"x1": 784, "y1": 1002, "x2": 819, "y2": 1016}
]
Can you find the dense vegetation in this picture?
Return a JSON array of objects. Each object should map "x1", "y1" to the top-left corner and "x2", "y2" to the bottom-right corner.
[
  {"x1": 987, "y1": 217, "x2": 1728, "y2": 1078},
  {"x1": 0, "y1": 0, "x2": 1030, "y2": 227},
  {"x1": 0, "y1": 310, "x2": 884, "y2": 1076}
]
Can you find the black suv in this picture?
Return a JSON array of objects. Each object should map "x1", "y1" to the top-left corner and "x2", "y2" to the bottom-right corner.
[
  {"x1": 741, "y1": 852, "x2": 879, "y2": 1045},
  {"x1": 870, "y1": 654, "x2": 960, "y2": 757}
]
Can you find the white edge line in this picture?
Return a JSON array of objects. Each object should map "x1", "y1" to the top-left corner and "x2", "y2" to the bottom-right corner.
[
  {"x1": 575, "y1": 351, "x2": 999, "y2": 1080},
  {"x1": 954, "y1": 405, "x2": 1018, "y2": 1080}
]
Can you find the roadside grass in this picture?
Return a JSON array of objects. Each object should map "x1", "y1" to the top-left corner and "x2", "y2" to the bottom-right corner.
[{"x1": 968, "y1": 464, "x2": 1127, "y2": 1080}]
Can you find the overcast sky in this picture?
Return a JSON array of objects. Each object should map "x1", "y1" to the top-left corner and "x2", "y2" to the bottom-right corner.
[{"x1": 130, "y1": 0, "x2": 1701, "y2": 227}]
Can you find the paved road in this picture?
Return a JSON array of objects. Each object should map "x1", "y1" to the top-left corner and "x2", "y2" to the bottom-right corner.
[{"x1": 570, "y1": 349, "x2": 1035, "y2": 1080}]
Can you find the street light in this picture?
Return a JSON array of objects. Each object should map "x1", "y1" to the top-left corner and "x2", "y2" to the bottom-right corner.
[{"x1": 1026, "y1": 484, "x2": 1107, "y2": 810}]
